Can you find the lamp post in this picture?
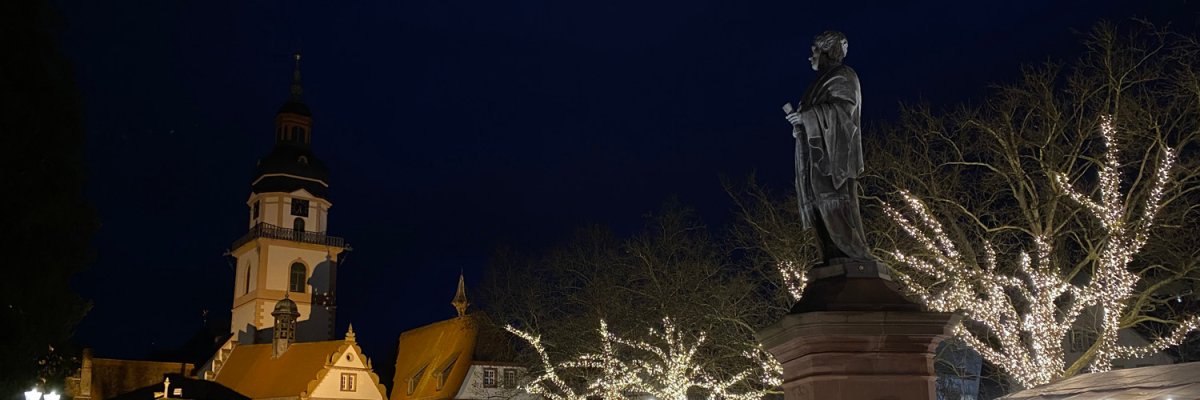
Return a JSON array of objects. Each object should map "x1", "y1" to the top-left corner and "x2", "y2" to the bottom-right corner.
[{"x1": 24, "y1": 388, "x2": 59, "y2": 400}]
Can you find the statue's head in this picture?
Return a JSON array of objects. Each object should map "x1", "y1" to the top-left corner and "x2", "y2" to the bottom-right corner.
[{"x1": 810, "y1": 31, "x2": 848, "y2": 71}]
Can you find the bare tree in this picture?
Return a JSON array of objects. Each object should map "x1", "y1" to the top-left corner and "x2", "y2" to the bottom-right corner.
[
  {"x1": 482, "y1": 203, "x2": 791, "y2": 398},
  {"x1": 505, "y1": 317, "x2": 781, "y2": 400},
  {"x1": 875, "y1": 22, "x2": 1200, "y2": 387}
]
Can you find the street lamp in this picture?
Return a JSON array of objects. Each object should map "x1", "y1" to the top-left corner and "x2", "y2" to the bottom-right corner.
[{"x1": 23, "y1": 389, "x2": 59, "y2": 400}]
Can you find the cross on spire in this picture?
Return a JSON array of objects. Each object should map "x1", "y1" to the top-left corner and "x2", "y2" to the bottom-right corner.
[{"x1": 290, "y1": 52, "x2": 303, "y2": 100}]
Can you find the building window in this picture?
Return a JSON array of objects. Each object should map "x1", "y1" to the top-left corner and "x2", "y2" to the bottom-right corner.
[
  {"x1": 340, "y1": 373, "x2": 356, "y2": 392},
  {"x1": 291, "y1": 199, "x2": 309, "y2": 217},
  {"x1": 502, "y1": 368, "x2": 517, "y2": 388},
  {"x1": 289, "y1": 263, "x2": 306, "y2": 293},
  {"x1": 482, "y1": 367, "x2": 497, "y2": 388},
  {"x1": 276, "y1": 317, "x2": 291, "y2": 338},
  {"x1": 436, "y1": 358, "x2": 457, "y2": 390},
  {"x1": 252, "y1": 201, "x2": 260, "y2": 220},
  {"x1": 243, "y1": 263, "x2": 252, "y2": 294},
  {"x1": 1070, "y1": 330, "x2": 1097, "y2": 353},
  {"x1": 293, "y1": 217, "x2": 305, "y2": 233},
  {"x1": 409, "y1": 365, "x2": 427, "y2": 395}
]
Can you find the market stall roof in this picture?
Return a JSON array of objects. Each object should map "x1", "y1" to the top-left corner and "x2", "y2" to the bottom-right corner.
[{"x1": 1002, "y1": 362, "x2": 1200, "y2": 400}]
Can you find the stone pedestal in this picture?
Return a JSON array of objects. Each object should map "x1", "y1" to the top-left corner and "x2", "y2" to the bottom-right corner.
[
  {"x1": 758, "y1": 260, "x2": 958, "y2": 400},
  {"x1": 758, "y1": 310, "x2": 957, "y2": 400}
]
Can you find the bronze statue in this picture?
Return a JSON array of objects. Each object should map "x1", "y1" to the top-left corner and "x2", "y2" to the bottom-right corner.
[{"x1": 784, "y1": 31, "x2": 873, "y2": 265}]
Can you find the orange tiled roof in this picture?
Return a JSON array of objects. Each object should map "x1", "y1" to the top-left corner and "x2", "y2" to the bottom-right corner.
[
  {"x1": 390, "y1": 316, "x2": 478, "y2": 400},
  {"x1": 215, "y1": 341, "x2": 344, "y2": 399}
]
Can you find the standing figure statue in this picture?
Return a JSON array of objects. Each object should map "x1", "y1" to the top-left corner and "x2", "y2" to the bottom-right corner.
[{"x1": 784, "y1": 31, "x2": 874, "y2": 265}]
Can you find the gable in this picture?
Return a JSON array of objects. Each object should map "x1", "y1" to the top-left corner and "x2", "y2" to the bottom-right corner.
[
  {"x1": 290, "y1": 188, "x2": 317, "y2": 199},
  {"x1": 309, "y1": 345, "x2": 387, "y2": 400}
]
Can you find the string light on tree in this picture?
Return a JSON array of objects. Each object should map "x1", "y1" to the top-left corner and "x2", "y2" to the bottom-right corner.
[
  {"x1": 880, "y1": 115, "x2": 1197, "y2": 387},
  {"x1": 777, "y1": 260, "x2": 808, "y2": 301},
  {"x1": 506, "y1": 317, "x2": 781, "y2": 399}
]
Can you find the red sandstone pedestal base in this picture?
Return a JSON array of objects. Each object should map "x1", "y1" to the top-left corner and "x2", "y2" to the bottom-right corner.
[{"x1": 757, "y1": 310, "x2": 958, "y2": 400}]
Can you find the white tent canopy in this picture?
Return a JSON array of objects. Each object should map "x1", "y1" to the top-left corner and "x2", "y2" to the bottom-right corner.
[{"x1": 1002, "y1": 362, "x2": 1200, "y2": 400}]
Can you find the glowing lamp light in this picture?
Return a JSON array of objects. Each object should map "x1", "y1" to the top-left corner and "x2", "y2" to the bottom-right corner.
[
  {"x1": 43, "y1": 392, "x2": 60, "y2": 400},
  {"x1": 24, "y1": 389, "x2": 41, "y2": 400}
]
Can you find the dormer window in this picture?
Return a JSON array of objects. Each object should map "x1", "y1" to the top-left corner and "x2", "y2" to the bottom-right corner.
[
  {"x1": 298, "y1": 155, "x2": 309, "y2": 165},
  {"x1": 435, "y1": 353, "x2": 460, "y2": 390},
  {"x1": 408, "y1": 364, "x2": 428, "y2": 395}
]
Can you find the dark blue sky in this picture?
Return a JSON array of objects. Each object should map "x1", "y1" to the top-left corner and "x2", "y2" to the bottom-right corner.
[{"x1": 58, "y1": 0, "x2": 1199, "y2": 363}]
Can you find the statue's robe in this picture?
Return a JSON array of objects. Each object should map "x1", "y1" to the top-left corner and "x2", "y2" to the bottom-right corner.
[{"x1": 795, "y1": 64, "x2": 872, "y2": 261}]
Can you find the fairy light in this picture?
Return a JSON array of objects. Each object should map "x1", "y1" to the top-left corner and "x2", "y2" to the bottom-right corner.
[
  {"x1": 875, "y1": 115, "x2": 1195, "y2": 387},
  {"x1": 503, "y1": 325, "x2": 589, "y2": 400},
  {"x1": 778, "y1": 260, "x2": 808, "y2": 300},
  {"x1": 507, "y1": 317, "x2": 781, "y2": 399}
]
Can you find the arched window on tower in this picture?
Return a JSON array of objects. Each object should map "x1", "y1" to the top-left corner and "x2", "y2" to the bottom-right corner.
[
  {"x1": 244, "y1": 262, "x2": 252, "y2": 294},
  {"x1": 289, "y1": 263, "x2": 307, "y2": 293}
]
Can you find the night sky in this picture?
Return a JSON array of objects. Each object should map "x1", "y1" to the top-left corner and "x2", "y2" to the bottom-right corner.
[{"x1": 57, "y1": 0, "x2": 1199, "y2": 368}]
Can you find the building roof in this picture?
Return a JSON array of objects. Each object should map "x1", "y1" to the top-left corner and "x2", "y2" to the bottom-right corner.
[
  {"x1": 272, "y1": 296, "x2": 299, "y2": 317},
  {"x1": 390, "y1": 315, "x2": 479, "y2": 400},
  {"x1": 252, "y1": 144, "x2": 330, "y2": 198},
  {"x1": 278, "y1": 100, "x2": 311, "y2": 117},
  {"x1": 214, "y1": 341, "x2": 344, "y2": 399},
  {"x1": 1001, "y1": 362, "x2": 1200, "y2": 399}
]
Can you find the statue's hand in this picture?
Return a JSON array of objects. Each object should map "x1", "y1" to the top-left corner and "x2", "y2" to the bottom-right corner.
[{"x1": 785, "y1": 112, "x2": 803, "y2": 126}]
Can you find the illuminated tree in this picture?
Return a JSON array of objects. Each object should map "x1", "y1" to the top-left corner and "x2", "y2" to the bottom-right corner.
[
  {"x1": 483, "y1": 204, "x2": 791, "y2": 397},
  {"x1": 884, "y1": 116, "x2": 1200, "y2": 384},
  {"x1": 875, "y1": 23, "x2": 1200, "y2": 388},
  {"x1": 506, "y1": 317, "x2": 781, "y2": 400},
  {"x1": 733, "y1": 22, "x2": 1200, "y2": 390}
]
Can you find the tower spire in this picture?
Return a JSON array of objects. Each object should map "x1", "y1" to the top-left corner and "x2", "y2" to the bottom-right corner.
[
  {"x1": 451, "y1": 272, "x2": 469, "y2": 317},
  {"x1": 290, "y1": 52, "x2": 303, "y2": 101}
]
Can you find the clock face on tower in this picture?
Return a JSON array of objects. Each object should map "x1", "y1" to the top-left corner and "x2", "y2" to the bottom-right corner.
[{"x1": 291, "y1": 199, "x2": 310, "y2": 217}]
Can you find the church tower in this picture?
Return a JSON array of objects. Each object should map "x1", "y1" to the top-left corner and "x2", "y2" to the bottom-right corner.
[{"x1": 229, "y1": 53, "x2": 348, "y2": 344}]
